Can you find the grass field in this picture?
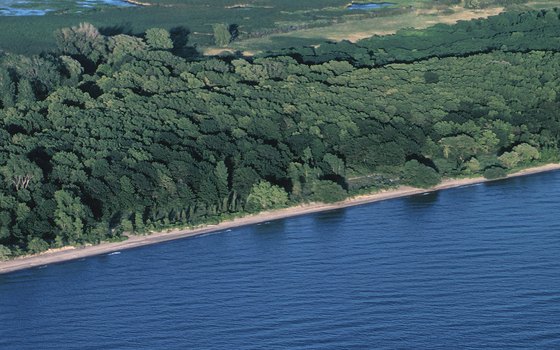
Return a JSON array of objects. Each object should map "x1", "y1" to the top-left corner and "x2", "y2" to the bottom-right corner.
[
  {"x1": 0, "y1": 0, "x2": 557, "y2": 55},
  {"x1": 228, "y1": 5, "x2": 507, "y2": 54}
]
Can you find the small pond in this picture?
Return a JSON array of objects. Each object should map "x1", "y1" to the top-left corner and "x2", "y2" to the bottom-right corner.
[
  {"x1": 0, "y1": 0, "x2": 135, "y2": 16},
  {"x1": 347, "y1": 2, "x2": 395, "y2": 10}
]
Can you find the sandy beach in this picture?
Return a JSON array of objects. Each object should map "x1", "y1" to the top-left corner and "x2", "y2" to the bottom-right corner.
[{"x1": 1, "y1": 163, "x2": 559, "y2": 275}]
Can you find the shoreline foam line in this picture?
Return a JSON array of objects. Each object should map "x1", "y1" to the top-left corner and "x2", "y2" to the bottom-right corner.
[{"x1": 1, "y1": 163, "x2": 559, "y2": 275}]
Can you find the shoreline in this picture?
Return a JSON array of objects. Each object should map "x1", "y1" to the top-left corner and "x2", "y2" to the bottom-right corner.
[
  {"x1": 123, "y1": 0, "x2": 153, "y2": 6},
  {"x1": 1, "y1": 163, "x2": 559, "y2": 275}
]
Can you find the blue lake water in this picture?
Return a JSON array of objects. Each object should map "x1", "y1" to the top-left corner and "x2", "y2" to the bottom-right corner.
[
  {"x1": 1, "y1": 171, "x2": 560, "y2": 349},
  {"x1": 347, "y1": 2, "x2": 395, "y2": 10},
  {"x1": 0, "y1": 0, "x2": 134, "y2": 16}
]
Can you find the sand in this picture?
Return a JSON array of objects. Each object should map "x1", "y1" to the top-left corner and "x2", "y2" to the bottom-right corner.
[{"x1": 1, "y1": 163, "x2": 559, "y2": 275}]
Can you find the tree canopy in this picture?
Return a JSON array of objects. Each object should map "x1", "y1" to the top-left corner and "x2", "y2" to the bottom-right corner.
[{"x1": 1, "y1": 9, "x2": 560, "y2": 256}]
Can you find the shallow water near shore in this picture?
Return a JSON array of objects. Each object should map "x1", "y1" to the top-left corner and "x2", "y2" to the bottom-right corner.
[
  {"x1": 0, "y1": 0, "x2": 134, "y2": 16},
  {"x1": 1, "y1": 170, "x2": 560, "y2": 349},
  {"x1": 347, "y1": 2, "x2": 395, "y2": 10}
]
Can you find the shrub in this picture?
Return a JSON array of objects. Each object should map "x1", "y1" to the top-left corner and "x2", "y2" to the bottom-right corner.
[
  {"x1": 424, "y1": 71, "x2": 440, "y2": 83},
  {"x1": 402, "y1": 160, "x2": 441, "y2": 188},
  {"x1": 483, "y1": 166, "x2": 507, "y2": 180},
  {"x1": 498, "y1": 151, "x2": 520, "y2": 169},
  {"x1": 311, "y1": 180, "x2": 347, "y2": 203},
  {"x1": 245, "y1": 181, "x2": 289, "y2": 212},
  {"x1": 145, "y1": 28, "x2": 173, "y2": 50},
  {"x1": 212, "y1": 23, "x2": 232, "y2": 47},
  {"x1": 0, "y1": 245, "x2": 11, "y2": 261},
  {"x1": 27, "y1": 237, "x2": 49, "y2": 254},
  {"x1": 513, "y1": 143, "x2": 540, "y2": 163}
]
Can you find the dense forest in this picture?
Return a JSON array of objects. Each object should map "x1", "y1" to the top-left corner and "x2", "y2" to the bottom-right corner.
[{"x1": 1, "y1": 9, "x2": 560, "y2": 258}]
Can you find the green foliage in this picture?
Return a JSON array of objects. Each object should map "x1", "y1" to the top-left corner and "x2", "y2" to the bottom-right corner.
[
  {"x1": 498, "y1": 144, "x2": 541, "y2": 168},
  {"x1": 401, "y1": 160, "x2": 441, "y2": 188},
  {"x1": 513, "y1": 143, "x2": 540, "y2": 163},
  {"x1": 0, "y1": 11, "x2": 559, "y2": 256},
  {"x1": 463, "y1": 0, "x2": 524, "y2": 9},
  {"x1": 108, "y1": 34, "x2": 148, "y2": 62},
  {"x1": 464, "y1": 0, "x2": 491, "y2": 9},
  {"x1": 51, "y1": 152, "x2": 87, "y2": 187},
  {"x1": 27, "y1": 237, "x2": 49, "y2": 254},
  {"x1": 116, "y1": 219, "x2": 131, "y2": 236},
  {"x1": 0, "y1": 245, "x2": 11, "y2": 261},
  {"x1": 465, "y1": 158, "x2": 481, "y2": 174},
  {"x1": 424, "y1": 71, "x2": 440, "y2": 84},
  {"x1": 16, "y1": 79, "x2": 36, "y2": 106},
  {"x1": 246, "y1": 181, "x2": 289, "y2": 212},
  {"x1": 323, "y1": 153, "x2": 346, "y2": 176},
  {"x1": 498, "y1": 151, "x2": 520, "y2": 169},
  {"x1": 0, "y1": 68, "x2": 15, "y2": 108},
  {"x1": 212, "y1": 23, "x2": 232, "y2": 47},
  {"x1": 145, "y1": 28, "x2": 173, "y2": 50},
  {"x1": 311, "y1": 180, "x2": 347, "y2": 203},
  {"x1": 54, "y1": 22, "x2": 107, "y2": 69},
  {"x1": 54, "y1": 190, "x2": 87, "y2": 245},
  {"x1": 279, "y1": 8, "x2": 560, "y2": 66},
  {"x1": 1, "y1": 156, "x2": 42, "y2": 192},
  {"x1": 439, "y1": 135, "x2": 478, "y2": 166},
  {"x1": 483, "y1": 166, "x2": 508, "y2": 179}
]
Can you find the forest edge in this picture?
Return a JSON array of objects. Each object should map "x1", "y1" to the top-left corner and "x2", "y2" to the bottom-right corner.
[{"x1": 1, "y1": 162, "x2": 559, "y2": 275}]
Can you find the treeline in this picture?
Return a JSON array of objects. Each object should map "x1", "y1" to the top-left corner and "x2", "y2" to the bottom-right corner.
[
  {"x1": 1, "y1": 9, "x2": 560, "y2": 258},
  {"x1": 272, "y1": 8, "x2": 560, "y2": 65}
]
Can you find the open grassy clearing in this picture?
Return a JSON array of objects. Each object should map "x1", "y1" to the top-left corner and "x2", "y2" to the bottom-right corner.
[
  {"x1": 228, "y1": 5, "x2": 507, "y2": 53},
  {"x1": 225, "y1": 0, "x2": 559, "y2": 55}
]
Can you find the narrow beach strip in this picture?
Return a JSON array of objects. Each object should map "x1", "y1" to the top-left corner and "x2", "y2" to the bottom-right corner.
[{"x1": 1, "y1": 163, "x2": 559, "y2": 275}]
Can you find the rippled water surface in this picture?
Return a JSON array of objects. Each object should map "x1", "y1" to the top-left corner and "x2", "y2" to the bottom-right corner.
[
  {"x1": 347, "y1": 2, "x2": 395, "y2": 10},
  {"x1": 1, "y1": 171, "x2": 560, "y2": 349},
  {"x1": 0, "y1": 0, "x2": 133, "y2": 16}
]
